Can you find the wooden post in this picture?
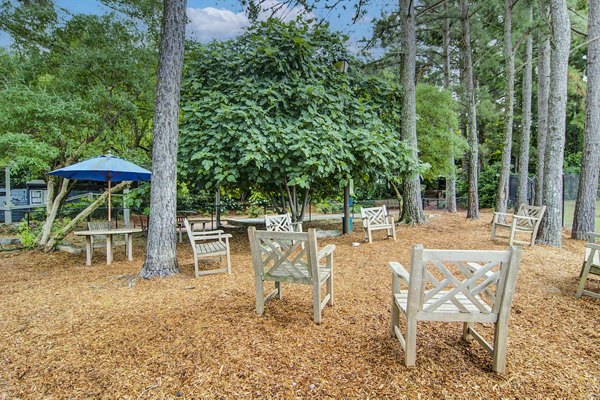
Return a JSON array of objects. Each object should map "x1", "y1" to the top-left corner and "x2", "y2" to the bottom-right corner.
[
  {"x1": 123, "y1": 187, "x2": 130, "y2": 228},
  {"x1": 4, "y1": 167, "x2": 11, "y2": 224},
  {"x1": 343, "y1": 182, "x2": 350, "y2": 234},
  {"x1": 215, "y1": 187, "x2": 221, "y2": 228}
]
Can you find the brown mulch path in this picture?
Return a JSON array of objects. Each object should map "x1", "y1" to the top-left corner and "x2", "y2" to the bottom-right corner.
[{"x1": 0, "y1": 212, "x2": 598, "y2": 399}]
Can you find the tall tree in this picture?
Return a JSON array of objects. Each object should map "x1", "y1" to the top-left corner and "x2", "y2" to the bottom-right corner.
[
  {"x1": 442, "y1": 0, "x2": 457, "y2": 213},
  {"x1": 535, "y1": 33, "x2": 550, "y2": 206},
  {"x1": 399, "y1": 0, "x2": 425, "y2": 224},
  {"x1": 495, "y1": 0, "x2": 515, "y2": 215},
  {"x1": 460, "y1": 0, "x2": 479, "y2": 219},
  {"x1": 516, "y1": 0, "x2": 533, "y2": 206},
  {"x1": 572, "y1": 0, "x2": 600, "y2": 239},
  {"x1": 140, "y1": 0, "x2": 187, "y2": 278},
  {"x1": 539, "y1": 0, "x2": 570, "y2": 247}
]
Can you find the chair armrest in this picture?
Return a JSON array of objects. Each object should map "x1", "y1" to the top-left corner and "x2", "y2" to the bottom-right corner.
[
  {"x1": 193, "y1": 230, "x2": 225, "y2": 235},
  {"x1": 193, "y1": 234, "x2": 232, "y2": 241},
  {"x1": 493, "y1": 212, "x2": 513, "y2": 217},
  {"x1": 318, "y1": 244, "x2": 336, "y2": 260},
  {"x1": 389, "y1": 262, "x2": 410, "y2": 284},
  {"x1": 512, "y1": 215, "x2": 539, "y2": 221},
  {"x1": 585, "y1": 243, "x2": 600, "y2": 251}
]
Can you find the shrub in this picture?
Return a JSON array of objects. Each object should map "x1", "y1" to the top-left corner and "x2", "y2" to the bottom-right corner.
[
  {"x1": 247, "y1": 205, "x2": 263, "y2": 218},
  {"x1": 17, "y1": 221, "x2": 38, "y2": 249}
]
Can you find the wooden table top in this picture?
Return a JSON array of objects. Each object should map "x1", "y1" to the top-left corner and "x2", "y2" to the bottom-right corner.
[{"x1": 74, "y1": 228, "x2": 144, "y2": 236}]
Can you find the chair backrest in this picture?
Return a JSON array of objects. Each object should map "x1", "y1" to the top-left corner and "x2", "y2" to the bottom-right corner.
[
  {"x1": 88, "y1": 220, "x2": 117, "y2": 231},
  {"x1": 133, "y1": 215, "x2": 148, "y2": 230},
  {"x1": 183, "y1": 218, "x2": 200, "y2": 247},
  {"x1": 515, "y1": 204, "x2": 546, "y2": 228},
  {"x1": 361, "y1": 205, "x2": 389, "y2": 227},
  {"x1": 248, "y1": 227, "x2": 320, "y2": 284},
  {"x1": 265, "y1": 214, "x2": 294, "y2": 232},
  {"x1": 407, "y1": 245, "x2": 521, "y2": 316}
]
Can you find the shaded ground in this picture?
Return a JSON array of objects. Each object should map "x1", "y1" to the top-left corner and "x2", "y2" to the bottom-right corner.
[{"x1": 0, "y1": 212, "x2": 598, "y2": 399}]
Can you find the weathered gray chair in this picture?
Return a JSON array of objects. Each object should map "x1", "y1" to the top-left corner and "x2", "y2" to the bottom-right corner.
[
  {"x1": 360, "y1": 205, "x2": 396, "y2": 243},
  {"x1": 183, "y1": 218, "x2": 231, "y2": 278},
  {"x1": 576, "y1": 232, "x2": 600, "y2": 299},
  {"x1": 389, "y1": 244, "x2": 522, "y2": 373},
  {"x1": 491, "y1": 204, "x2": 546, "y2": 246},
  {"x1": 248, "y1": 227, "x2": 335, "y2": 324},
  {"x1": 265, "y1": 213, "x2": 302, "y2": 232},
  {"x1": 87, "y1": 221, "x2": 126, "y2": 250}
]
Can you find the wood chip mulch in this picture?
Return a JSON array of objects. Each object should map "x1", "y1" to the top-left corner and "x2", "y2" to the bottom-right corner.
[{"x1": 0, "y1": 211, "x2": 598, "y2": 399}]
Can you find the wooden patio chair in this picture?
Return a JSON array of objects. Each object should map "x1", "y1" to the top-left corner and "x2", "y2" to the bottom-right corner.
[
  {"x1": 265, "y1": 213, "x2": 303, "y2": 232},
  {"x1": 491, "y1": 204, "x2": 546, "y2": 246},
  {"x1": 389, "y1": 244, "x2": 522, "y2": 373},
  {"x1": 360, "y1": 205, "x2": 397, "y2": 243},
  {"x1": 576, "y1": 232, "x2": 600, "y2": 299},
  {"x1": 183, "y1": 218, "x2": 231, "y2": 278},
  {"x1": 248, "y1": 227, "x2": 335, "y2": 324}
]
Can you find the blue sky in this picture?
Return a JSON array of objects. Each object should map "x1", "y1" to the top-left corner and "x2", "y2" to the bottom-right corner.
[{"x1": 0, "y1": 0, "x2": 395, "y2": 54}]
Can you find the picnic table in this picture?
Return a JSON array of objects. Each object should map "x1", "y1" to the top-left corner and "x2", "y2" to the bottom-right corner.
[{"x1": 74, "y1": 227, "x2": 143, "y2": 266}]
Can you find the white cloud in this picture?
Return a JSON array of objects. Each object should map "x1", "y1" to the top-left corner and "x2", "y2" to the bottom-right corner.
[
  {"x1": 186, "y1": 1, "x2": 312, "y2": 43},
  {"x1": 187, "y1": 7, "x2": 249, "y2": 42}
]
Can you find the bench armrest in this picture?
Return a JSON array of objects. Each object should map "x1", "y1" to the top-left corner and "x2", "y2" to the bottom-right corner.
[
  {"x1": 193, "y1": 229, "x2": 224, "y2": 235},
  {"x1": 586, "y1": 232, "x2": 600, "y2": 241},
  {"x1": 318, "y1": 244, "x2": 336, "y2": 260},
  {"x1": 389, "y1": 262, "x2": 410, "y2": 284},
  {"x1": 493, "y1": 212, "x2": 513, "y2": 217},
  {"x1": 193, "y1": 233, "x2": 232, "y2": 241}
]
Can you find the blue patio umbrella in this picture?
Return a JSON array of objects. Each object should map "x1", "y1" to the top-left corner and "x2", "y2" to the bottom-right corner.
[{"x1": 48, "y1": 154, "x2": 151, "y2": 222}]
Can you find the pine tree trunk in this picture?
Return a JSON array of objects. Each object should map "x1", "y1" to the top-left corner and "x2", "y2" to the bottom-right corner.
[
  {"x1": 461, "y1": 0, "x2": 479, "y2": 219},
  {"x1": 495, "y1": 0, "x2": 515, "y2": 215},
  {"x1": 535, "y1": 34, "x2": 550, "y2": 206},
  {"x1": 539, "y1": 0, "x2": 570, "y2": 247},
  {"x1": 140, "y1": 0, "x2": 187, "y2": 278},
  {"x1": 399, "y1": 0, "x2": 425, "y2": 225},
  {"x1": 442, "y1": 0, "x2": 457, "y2": 213},
  {"x1": 572, "y1": 0, "x2": 600, "y2": 239},
  {"x1": 516, "y1": 1, "x2": 533, "y2": 207}
]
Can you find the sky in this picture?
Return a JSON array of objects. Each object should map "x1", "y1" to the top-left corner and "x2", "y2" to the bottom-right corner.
[{"x1": 0, "y1": 0, "x2": 396, "y2": 55}]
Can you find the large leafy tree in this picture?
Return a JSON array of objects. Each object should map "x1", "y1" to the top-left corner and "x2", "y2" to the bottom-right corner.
[
  {"x1": 179, "y1": 19, "x2": 415, "y2": 221},
  {"x1": 0, "y1": 2, "x2": 155, "y2": 250}
]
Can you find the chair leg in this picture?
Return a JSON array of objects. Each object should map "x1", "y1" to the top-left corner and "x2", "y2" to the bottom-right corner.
[
  {"x1": 327, "y1": 275, "x2": 334, "y2": 306},
  {"x1": 256, "y1": 279, "x2": 265, "y2": 315},
  {"x1": 405, "y1": 316, "x2": 417, "y2": 367},
  {"x1": 492, "y1": 320, "x2": 509, "y2": 373},
  {"x1": 275, "y1": 281, "x2": 282, "y2": 299},
  {"x1": 225, "y1": 246, "x2": 231, "y2": 274},
  {"x1": 576, "y1": 260, "x2": 593, "y2": 299},
  {"x1": 368, "y1": 229, "x2": 373, "y2": 244},
  {"x1": 462, "y1": 322, "x2": 474, "y2": 342},
  {"x1": 491, "y1": 222, "x2": 496, "y2": 240},
  {"x1": 391, "y1": 299, "x2": 399, "y2": 338},
  {"x1": 313, "y1": 284, "x2": 321, "y2": 324},
  {"x1": 194, "y1": 257, "x2": 199, "y2": 279},
  {"x1": 508, "y1": 227, "x2": 516, "y2": 246},
  {"x1": 391, "y1": 224, "x2": 397, "y2": 241}
]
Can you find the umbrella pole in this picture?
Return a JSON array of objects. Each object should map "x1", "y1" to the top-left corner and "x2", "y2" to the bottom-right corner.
[{"x1": 108, "y1": 179, "x2": 111, "y2": 224}]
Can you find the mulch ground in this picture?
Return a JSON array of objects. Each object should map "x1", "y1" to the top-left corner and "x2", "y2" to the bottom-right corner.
[{"x1": 0, "y1": 211, "x2": 598, "y2": 399}]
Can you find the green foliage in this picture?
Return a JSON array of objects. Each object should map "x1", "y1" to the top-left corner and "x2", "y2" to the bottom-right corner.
[
  {"x1": 416, "y1": 84, "x2": 466, "y2": 180},
  {"x1": 246, "y1": 205, "x2": 264, "y2": 218},
  {"x1": 179, "y1": 19, "x2": 416, "y2": 201},
  {"x1": 17, "y1": 221, "x2": 37, "y2": 249},
  {"x1": 478, "y1": 162, "x2": 502, "y2": 209}
]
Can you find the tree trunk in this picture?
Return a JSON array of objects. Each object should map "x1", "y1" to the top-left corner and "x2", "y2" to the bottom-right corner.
[
  {"x1": 539, "y1": 0, "x2": 570, "y2": 247},
  {"x1": 516, "y1": 1, "x2": 533, "y2": 207},
  {"x1": 44, "y1": 182, "x2": 130, "y2": 251},
  {"x1": 460, "y1": 0, "x2": 479, "y2": 219},
  {"x1": 535, "y1": 34, "x2": 551, "y2": 206},
  {"x1": 140, "y1": 0, "x2": 187, "y2": 278},
  {"x1": 495, "y1": 0, "x2": 515, "y2": 216},
  {"x1": 399, "y1": 0, "x2": 425, "y2": 225},
  {"x1": 442, "y1": 0, "x2": 457, "y2": 213},
  {"x1": 38, "y1": 177, "x2": 70, "y2": 247},
  {"x1": 572, "y1": 0, "x2": 600, "y2": 239}
]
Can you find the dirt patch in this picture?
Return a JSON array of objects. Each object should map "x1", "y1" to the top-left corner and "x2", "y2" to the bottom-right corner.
[{"x1": 0, "y1": 212, "x2": 598, "y2": 398}]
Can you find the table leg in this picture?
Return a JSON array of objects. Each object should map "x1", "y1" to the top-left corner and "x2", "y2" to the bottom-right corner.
[
  {"x1": 106, "y1": 234, "x2": 113, "y2": 265},
  {"x1": 127, "y1": 233, "x2": 133, "y2": 261},
  {"x1": 85, "y1": 236, "x2": 92, "y2": 267}
]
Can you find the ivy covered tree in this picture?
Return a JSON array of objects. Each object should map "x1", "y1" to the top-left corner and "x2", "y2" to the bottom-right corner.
[{"x1": 179, "y1": 19, "x2": 416, "y2": 222}]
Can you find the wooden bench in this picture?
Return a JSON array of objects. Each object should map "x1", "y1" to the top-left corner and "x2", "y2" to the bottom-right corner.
[
  {"x1": 87, "y1": 221, "x2": 126, "y2": 250},
  {"x1": 576, "y1": 232, "x2": 600, "y2": 299},
  {"x1": 491, "y1": 204, "x2": 546, "y2": 246},
  {"x1": 360, "y1": 205, "x2": 397, "y2": 243}
]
